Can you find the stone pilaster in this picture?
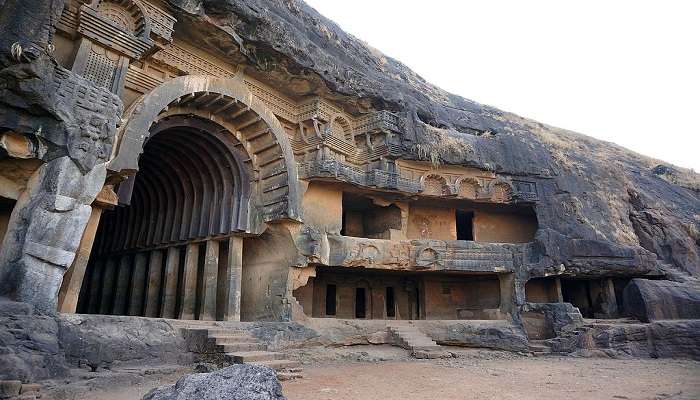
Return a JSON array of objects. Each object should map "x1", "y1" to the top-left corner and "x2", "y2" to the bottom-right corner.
[
  {"x1": 98, "y1": 258, "x2": 117, "y2": 314},
  {"x1": 161, "y1": 247, "x2": 180, "y2": 319},
  {"x1": 200, "y1": 240, "x2": 219, "y2": 321},
  {"x1": 179, "y1": 243, "x2": 199, "y2": 320},
  {"x1": 144, "y1": 250, "x2": 163, "y2": 317},
  {"x1": 127, "y1": 252, "x2": 148, "y2": 316},
  {"x1": 223, "y1": 237, "x2": 243, "y2": 321},
  {"x1": 86, "y1": 259, "x2": 104, "y2": 314},
  {"x1": 112, "y1": 255, "x2": 132, "y2": 315}
]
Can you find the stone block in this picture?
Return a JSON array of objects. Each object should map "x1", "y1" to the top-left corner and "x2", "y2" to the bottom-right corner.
[
  {"x1": 623, "y1": 279, "x2": 700, "y2": 322},
  {"x1": 0, "y1": 380, "x2": 21, "y2": 399}
]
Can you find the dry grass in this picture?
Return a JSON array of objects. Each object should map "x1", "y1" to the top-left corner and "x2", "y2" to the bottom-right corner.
[{"x1": 412, "y1": 124, "x2": 475, "y2": 167}]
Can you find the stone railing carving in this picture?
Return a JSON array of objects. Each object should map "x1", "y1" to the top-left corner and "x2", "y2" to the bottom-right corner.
[
  {"x1": 298, "y1": 158, "x2": 538, "y2": 203},
  {"x1": 324, "y1": 235, "x2": 519, "y2": 273},
  {"x1": 298, "y1": 159, "x2": 422, "y2": 193}
]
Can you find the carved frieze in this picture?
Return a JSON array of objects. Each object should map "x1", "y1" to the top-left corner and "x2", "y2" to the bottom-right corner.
[
  {"x1": 324, "y1": 235, "x2": 518, "y2": 273},
  {"x1": 152, "y1": 43, "x2": 236, "y2": 78}
]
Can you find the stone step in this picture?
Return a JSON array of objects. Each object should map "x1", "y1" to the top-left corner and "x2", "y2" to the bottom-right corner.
[
  {"x1": 228, "y1": 351, "x2": 285, "y2": 363},
  {"x1": 208, "y1": 328, "x2": 247, "y2": 336},
  {"x1": 213, "y1": 336, "x2": 256, "y2": 345},
  {"x1": 413, "y1": 349, "x2": 452, "y2": 359},
  {"x1": 399, "y1": 336, "x2": 438, "y2": 344},
  {"x1": 220, "y1": 342, "x2": 267, "y2": 352},
  {"x1": 277, "y1": 371, "x2": 303, "y2": 381},
  {"x1": 409, "y1": 345, "x2": 442, "y2": 351},
  {"x1": 251, "y1": 359, "x2": 301, "y2": 371},
  {"x1": 390, "y1": 328, "x2": 423, "y2": 335}
]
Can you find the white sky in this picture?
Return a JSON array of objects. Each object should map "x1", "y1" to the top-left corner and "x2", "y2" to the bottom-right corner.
[{"x1": 304, "y1": 0, "x2": 700, "y2": 171}]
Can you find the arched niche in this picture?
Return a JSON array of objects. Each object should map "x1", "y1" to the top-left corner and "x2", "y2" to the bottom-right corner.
[
  {"x1": 92, "y1": 0, "x2": 151, "y2": 38},
  {"x1": 108, "y1": 75, "x2": 301, "y2": 222}
]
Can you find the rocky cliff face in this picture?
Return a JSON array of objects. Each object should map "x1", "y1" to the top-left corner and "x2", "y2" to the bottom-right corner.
[{"x1": 167, "y1": 0, "x2": 699, "y2": 277}]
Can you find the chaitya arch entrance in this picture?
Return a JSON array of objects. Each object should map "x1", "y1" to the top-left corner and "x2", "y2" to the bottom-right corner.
[
  {"x1": 61, "y1": 75, "x2": 301, "y2": 320},
  {"x1": 76, "y1": 115, "x2": 250, "y2": 320}
]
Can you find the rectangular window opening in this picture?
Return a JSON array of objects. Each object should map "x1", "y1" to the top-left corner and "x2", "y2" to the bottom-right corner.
[
  {"x1": 385, "y1": 287, "x2": 396, "y2": 318},
  {"x1": 325, "y1": 284, "x2": 337, "y2": 316},
  {"x1": 355, "y1": 287, "x2": 366, "y2": 318},
  {"x1": 456, "y1": 210, "x2": 474, "y2": 241}
]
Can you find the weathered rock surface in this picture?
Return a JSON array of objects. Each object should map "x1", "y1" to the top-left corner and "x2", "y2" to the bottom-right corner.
[
  {"x1": 168, "y1": 0, "x2": 699, "y2": 279},
  {"x1": 142, "y1": 364, "x2": 285, "y2": 400},
  {"x1": 576, "y1": 320, "x2": 700, "y2": 360},
  {"x1": 0, "y1": 305, "x2": 194, "y2": 382},
  {"x1": 304, "y1": 318, "x2": 528, "y2": 352},
  {"x1": 622, "y1": 278, "x2": 700, "y2": 322},
  {"x1": 58, "y1": 314, "x2": 194, "y2": 368},
  {"x1": 0, "y1": 300, "x2": 69, "y2": 382}
]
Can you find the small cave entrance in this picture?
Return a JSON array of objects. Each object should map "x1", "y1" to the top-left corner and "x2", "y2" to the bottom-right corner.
[
  {"x1": 525, "y1": 277, "x2": 561, "y2": 303},
  {"x1": 0, "y1": 197, "x2": 16, "y2": 253},
  {"x1": 561, "y1": 278, "x2": 632, "y2": 319},
  {"x1": 456, "y1": 210, "x2": 474, "y2": 241},
  {"x1": 355, "y1": 287, "x2": 367, "y2": 318},
  {"x1": 325, "y1": 284, "x2": 337, "y2": 316},
  {"x1": 340, "y1": 193, "x2": 402, "y2": 239}
]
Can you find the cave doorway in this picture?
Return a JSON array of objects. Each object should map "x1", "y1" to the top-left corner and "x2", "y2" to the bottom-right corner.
[
  {"x1": 76, "y1": 116, "x2": 251, "y2": 320},
  {"x1": 456, "y1": 210, "x2": 474, "y2": 241}
]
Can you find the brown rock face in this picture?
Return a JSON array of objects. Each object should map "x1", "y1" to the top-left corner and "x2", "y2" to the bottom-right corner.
[{"x1": 166, "y1": 0, "x2": 698, "y2": 277}]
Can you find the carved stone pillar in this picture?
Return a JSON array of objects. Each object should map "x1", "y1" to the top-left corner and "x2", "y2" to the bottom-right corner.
[
  {"x1": 499, "y1": 273, "x2": 515, "y2": 316},
  {"x1": 0, "y1": 158, "x2": 107, "y2": 313},
  {"x1": 127, "y1": 252, "x2": 148, "y2": 316},
  {"x1": 161, "y1": 247, "x2": 180, "y2": 319},
  {"x1": 600, "y1": 278, "x2": 619, "y2": 318},
  {"x1": 99, "y1": 258, "x2": 117, "y2": 314},
  {"x1": 554, "y1": 277, "x2": 564, "y2": 303},
  {"x1": 86, "y1": 259, "x2": 104, "y2": 314},
  {"x1": 200, "y1": 240, "x2": 219, "y2": 321},
  {"x1": 222, "y1": 237, "x2": 243, "y2": 321},
  {"x1": 0, "y1": 4, "x2": 121, "y2": 314},
  {"x1": 143, "y1": 250, "x2": 163, "y2": 318},
  {"x1": 179, "y1": 243, "x2": 199, "y2": 320},
  {"x1": 112, "y1": 255, "x2": 132, "y2": 315}
]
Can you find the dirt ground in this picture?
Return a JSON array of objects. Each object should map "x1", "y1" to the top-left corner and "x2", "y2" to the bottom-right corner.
[
  {"x1": 283, "y1": 347, "x2": 700, "y2": 400},
  {"x1": 43, "y1": 347, "x2": 700, "y2": 400}
]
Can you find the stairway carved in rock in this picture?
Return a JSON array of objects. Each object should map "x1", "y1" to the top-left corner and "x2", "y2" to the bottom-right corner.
[
  {"x1": 176, "y1": 322, "x2": 303, "y2": 381},
  {"x1": 387, "y1": 324, "x2": 451, "y2": 359}
]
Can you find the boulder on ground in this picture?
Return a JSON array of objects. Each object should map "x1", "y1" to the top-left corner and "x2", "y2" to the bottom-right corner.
[
  {"x1": 623, "y1": 279, "x2": 700, "y2": 322},
  {"x1": 142, "y1": 364, "x2": 285, "y2": 400}
]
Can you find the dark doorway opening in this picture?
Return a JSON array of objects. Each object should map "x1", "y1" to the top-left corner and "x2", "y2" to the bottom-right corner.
[
  {"x1": 456, "y1": 210, "x2": 474, "y2": 240},
  {"x1": 0, "y1": 197, "x2": 17, "y2": 252},
  {"x1": 325, "y1": 284, "x2": 337, "y2": 316},
  {"x1": 385, "y1": 287, "x2": 396, "y2": 318},
  {"x1": 561, "y1": 280, "x2": 594, "y2": 318},
  {"x1": 355, "y1": 287, "x2": 366, "y2": 318}
]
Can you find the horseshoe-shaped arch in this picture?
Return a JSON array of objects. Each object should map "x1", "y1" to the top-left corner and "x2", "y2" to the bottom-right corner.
[{"x1": 108, "y1": 75, "x2": 301, "y2": 224}]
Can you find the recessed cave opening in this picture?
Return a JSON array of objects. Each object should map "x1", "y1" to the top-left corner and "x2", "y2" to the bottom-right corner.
[
  {"x1": 386, "y1": 286, "x2": 396, "y2": 318},
  {"x1": 355, "y1": 287, "x2": 367, "y2": 318},
  {"x1": 0, "y1": 197, "x2": 16, "y2": 253},
  {"x1": 525, "y1": 277, "x2": 560, "y2": 303},
  {"x1": 340, "y1": 192, "x2": 402, "y2": 239},
  {"x1": 456, "y1": 210, "x2": 474, "y2": 241},
  {"x1": 292, "y1": 267, "x2": 507, "y2": 321},
  {"x1": 74, "y1": 116, "x2": 249, "y2": 321},
  {"x1": 325, "y1": 284, "x2": 337, "y2": 316}
]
